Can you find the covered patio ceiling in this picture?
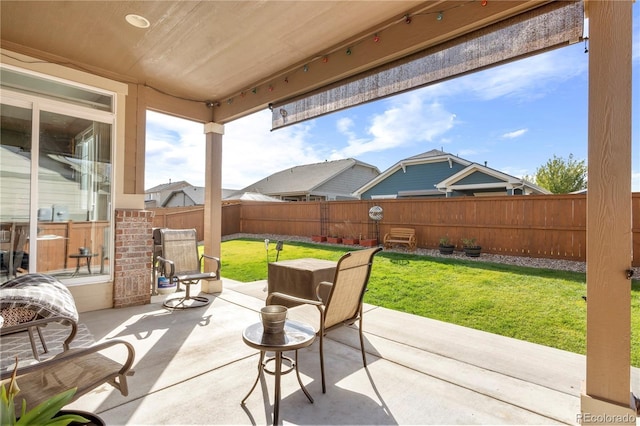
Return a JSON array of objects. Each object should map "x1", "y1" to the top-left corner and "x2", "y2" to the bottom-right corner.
[
  {"x1": 1, "y1": 0, "x2": 637, "y2": 420},
  {"x1": 1, "y1": 0, "x2": 554, "y2": 124}
]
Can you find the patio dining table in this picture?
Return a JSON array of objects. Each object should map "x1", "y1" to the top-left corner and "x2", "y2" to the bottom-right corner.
[{"x1": 267, "y1": 258, "x2": 337, "y2": 307}]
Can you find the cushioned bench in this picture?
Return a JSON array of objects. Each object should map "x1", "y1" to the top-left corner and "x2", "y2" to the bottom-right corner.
[
  {"x1": 383, "y1": 227, "x2": 417, "y2": 251},
  {"x1": 0, "y1": 273, "x2": 78, "y2": 360},
  {"x1": 2, "y1": 339, "x2": 135, "y2": 413}
]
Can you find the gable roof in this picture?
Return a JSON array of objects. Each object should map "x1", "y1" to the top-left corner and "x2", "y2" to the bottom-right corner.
[
  {"x1": 240, "y1": 158, "x2": 379, "y2": 196},
  {"x1": 354, "y1": 149, "x2": 550, "y2": 197},
  {"x1": 145, "y1": 180, "x2": 192, "y2": 194},
  {"x1": 436, "y1": 163, "x2": 550, "y2": 194},
  {"x1": 162, "y1": 186, "x2": 206, "y2": 207},
  {"x1": 354, "y1": 149, "x2": 469, "y2": 195}
]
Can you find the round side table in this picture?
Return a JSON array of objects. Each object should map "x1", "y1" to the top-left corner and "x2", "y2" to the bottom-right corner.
[{"x1": 241, "y1": 319, "x2": 316, "y2": 425}]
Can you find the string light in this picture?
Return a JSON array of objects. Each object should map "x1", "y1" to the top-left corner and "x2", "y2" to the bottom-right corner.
[{"x1": 215, "y1": 0, "x2": 482, "y2": 108}]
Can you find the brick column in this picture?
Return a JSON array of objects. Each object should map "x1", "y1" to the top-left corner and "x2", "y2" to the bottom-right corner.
[{"x1": 113, "y1": 209, "x2": 154, "y2": 308}]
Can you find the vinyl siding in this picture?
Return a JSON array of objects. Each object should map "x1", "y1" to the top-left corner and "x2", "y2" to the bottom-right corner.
[
  {"x1": 315, "y1": 164, "x2": 379, "y2": 199},
  {"x1": 456, "y1": 171, "x2": 504, "y2": 185},
  {"x1": 362, "y1": 161, "x2": 466, "y2": 199}
]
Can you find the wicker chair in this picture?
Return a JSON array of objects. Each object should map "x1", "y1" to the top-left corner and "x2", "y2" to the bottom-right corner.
[
  {"x1": 156, "y1": 228, "x2": 220, "y2": 309},
  {"x1": 266, "y1": 246, "x2": 381, "y2": 393}
]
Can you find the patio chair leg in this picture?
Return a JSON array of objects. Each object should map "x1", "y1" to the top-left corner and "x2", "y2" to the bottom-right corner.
[
  {"x1": 320, "y1": 334, "x2": 326, "y2": 393},
  {"x1": 27, "y1": 326, "x2": 40, "y2": 360},
  {"x1": 35, "y1": 325, "x2": 48, "y2": 354},
  {"x1": 359, "y1": 317, "x2": 366, "y2": 367}
]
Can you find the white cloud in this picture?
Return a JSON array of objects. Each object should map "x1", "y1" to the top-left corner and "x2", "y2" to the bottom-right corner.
[
  {"x1": 222, "y1": 110, "x2": 323, "y2": 189},
  {"x1": 146, "y1": 109, "x2": 325, "y2": 190},
  {"x1": 502, "y1": 129, "x2": 528, "y2": 139},
  {"x1": 336, "y1": 117, "x2": 354, "y2": 134},
  {"x1": 331, "y1": 93, "x2": 456, "y2": 159},
  {"x1": 416, "y1": 46, "x2": 587, "y2": 103},
  {"x1": 145, "y1": 111, "x2": 206, "y2": 189}
]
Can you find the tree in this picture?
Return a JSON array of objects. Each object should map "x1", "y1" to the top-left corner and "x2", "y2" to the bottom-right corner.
[{"x1": 527, "y1": 154, "x2": 587, "y2": 194}]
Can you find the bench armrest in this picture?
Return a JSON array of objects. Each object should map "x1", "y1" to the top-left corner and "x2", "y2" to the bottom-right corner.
[{"x1": 1, "y1": 315, "x2": 78, "y2": 351}]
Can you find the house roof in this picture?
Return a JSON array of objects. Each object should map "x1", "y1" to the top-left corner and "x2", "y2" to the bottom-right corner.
[
  {"x1": 240, "y1": 158, "x2": 379, "y2": 196},
  {"x1": 145, "y1": 181, "x2": 192, "y2": 194},
  {"x1": 436, "y1": 163, "x2": 551, "y2": 194},
  {"x1": 354, "y1": 149, "x2": 551, "y2": 196},
  {"x1": 223, "y1": 192, "x2": 284, "y2": 202},
  {"x1": 162, "y1": 186, "x2": 206, "y2": 207},
  {"x1": 354, "y1": 149, "x2": 469, "y2": 195}
]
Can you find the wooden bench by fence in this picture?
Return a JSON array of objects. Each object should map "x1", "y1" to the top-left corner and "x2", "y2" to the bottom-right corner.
[{"x1": 383, "y1": 227, "x2": 416, "y2": 251}]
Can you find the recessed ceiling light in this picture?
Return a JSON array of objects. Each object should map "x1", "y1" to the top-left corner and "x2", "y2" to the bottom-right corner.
[{"x1": 125, "y1": 14, "x2": 150, "y2": 29}]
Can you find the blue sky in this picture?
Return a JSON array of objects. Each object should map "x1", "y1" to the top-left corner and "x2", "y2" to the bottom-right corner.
[{"x1": 146, "y1": 7, "x2": 640, "y2": 191}]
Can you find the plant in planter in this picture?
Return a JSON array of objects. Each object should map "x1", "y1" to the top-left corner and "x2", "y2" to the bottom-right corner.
[
  {"x1": 438, "y1": 236, "x2": 455, "y2": 255},
  {"x1": 359, "y1": 236, "x2": 378, "y2": 247},
  {"x1": 341, "y1": 221, "x2": 359, "y2": 245},
  {"x1": 311, "y1": 235, "x2": 327, "y2": 243},
  {"x1": 1, "y1": 359, "x2": 93, "y2": 425},
  {"x1": 326, "y1": 225, "x2": 343, "y2": 244},
  {"x1": 461, "y1": 237, "x2": 482, "y2": 257}
]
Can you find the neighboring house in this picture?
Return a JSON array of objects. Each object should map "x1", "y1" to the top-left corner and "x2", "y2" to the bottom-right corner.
[
  {"x1": 235, "y1": 159, "x2": 380, "y2": 201},
  {"x1": 354, "y1": 149, "x2": 550, "y2": 199},
  {"x1": 162, "y1": 186, "x2": 206, "y2": 207},
  {"x1": 144, "y1": 181, "x2": 192, "y2": 208}
]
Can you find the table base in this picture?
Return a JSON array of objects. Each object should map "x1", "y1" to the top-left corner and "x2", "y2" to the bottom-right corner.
[{"x1": 241, "y1": 350, "x2": 313, "y2": 425}]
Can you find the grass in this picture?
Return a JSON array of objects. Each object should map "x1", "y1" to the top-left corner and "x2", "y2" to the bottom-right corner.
[{"x1": 220, "y1": 238, "x2": 640, "y2": 367}]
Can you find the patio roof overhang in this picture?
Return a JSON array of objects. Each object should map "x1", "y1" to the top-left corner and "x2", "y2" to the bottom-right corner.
[
  {"x1": 1, "y1": 0, "x2": 636, "y2": 420},
  {"x1": 1, "y1": 0, "x2": 560, "y2": 124}
]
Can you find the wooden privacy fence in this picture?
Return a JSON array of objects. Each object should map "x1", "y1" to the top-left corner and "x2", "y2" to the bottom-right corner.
[
  {"x1": 150, "y1": 203, "x2": 242, "y2": 241},
  {"x1": 150, "y1": 194, "x2": 640, "y2": 266}
]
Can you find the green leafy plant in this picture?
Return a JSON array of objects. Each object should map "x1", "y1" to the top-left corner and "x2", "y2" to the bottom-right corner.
[
  {"x1": 439, "y1": 236, "x2": 453, "y2": 247},
  {"x1": 461, "y1": 237, "x2": 479, "y2": 248},
  {"x1": 1, "y1": 358, "x2": 89, "y2": 426}
]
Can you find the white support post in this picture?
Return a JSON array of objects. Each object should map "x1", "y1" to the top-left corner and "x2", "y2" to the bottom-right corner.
[{"x1": 202, "y1": 122, "x2": 224, "y2": 293}]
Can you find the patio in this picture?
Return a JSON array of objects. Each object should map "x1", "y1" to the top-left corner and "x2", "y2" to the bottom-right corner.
[{"x1": 58, "y1": 278, "x2": 639, "y2": 425}]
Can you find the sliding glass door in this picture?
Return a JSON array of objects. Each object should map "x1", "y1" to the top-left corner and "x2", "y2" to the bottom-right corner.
[{"x1": 1, "y1": 67, "x2": 114, "y2": 284}]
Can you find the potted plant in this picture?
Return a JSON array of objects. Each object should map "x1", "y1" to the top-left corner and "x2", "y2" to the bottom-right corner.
[
  {"x1": 359, "y1": 236, "x2": 378, "y2": 247},
  {"x1": 438, "y1": 236, "x2": 455, "y2": 255},
  {"x1": 462, "y1": 237, "x2": 481, "y2": 257},
  {"x1": 341, "y1": 221, "x2": 359, "y2": 245},
  {"x1": 327, "y1": 224, "x2": 343, "y2": 244},
  {"x1": 1, "y1": 359, "x2": 99, "y2": 425},
  {"x1": 327, "y1": 235, "x2": 342, "y2": 244}
]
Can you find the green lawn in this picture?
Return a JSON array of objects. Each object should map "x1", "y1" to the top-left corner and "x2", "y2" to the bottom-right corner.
[{"x1": 220, "y1": 238, "x2": 640, "y2": 367}]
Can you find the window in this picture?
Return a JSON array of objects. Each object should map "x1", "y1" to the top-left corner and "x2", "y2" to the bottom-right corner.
[{"x1": 1, "y1": 67, "x2": 114, "y2": 283}]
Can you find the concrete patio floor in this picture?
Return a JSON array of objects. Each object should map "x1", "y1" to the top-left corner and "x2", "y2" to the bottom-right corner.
[{"x1": 64, "y1": 278, "x2": 640, "y2": 425}]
